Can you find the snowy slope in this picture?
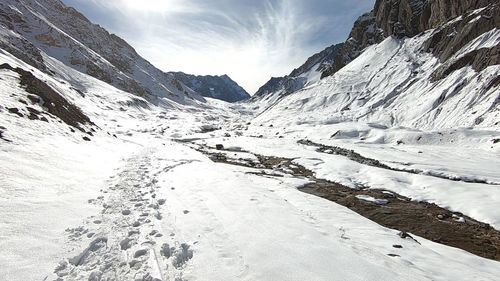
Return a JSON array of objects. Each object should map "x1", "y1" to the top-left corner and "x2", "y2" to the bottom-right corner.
[
  {"x1": 254, "y1": 33, "x2": 500, "y2": 130},
  {"x1": 253, "y1": 43, "x2": 344, "y2": 103},
  {"x1": 0, "y1": 46, "x2": 234, "y2": 280}
]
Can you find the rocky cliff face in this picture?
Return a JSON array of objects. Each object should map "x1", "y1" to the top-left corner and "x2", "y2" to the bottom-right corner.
[
  {"x1": 373, "y1": 0, "x2": 426, "y2": 37},
  {"x1": 420, "y1": 0, "x2": 493, "y2": 30},
  {"x1": 321, "y1": 12, "x2": 385, "y2": 78},
  {"x1": 171, "y1": 72, "x2": 250, "y2": 103},
  {"x1": 325, "y1": 0, "x2": 499, "y2": 81},
  {"x1": 427, "y1": 4, "x2": 499, "y2": 83},
  {"x1": 373, "y1": 0, "x2": 498, "y2": 64}
]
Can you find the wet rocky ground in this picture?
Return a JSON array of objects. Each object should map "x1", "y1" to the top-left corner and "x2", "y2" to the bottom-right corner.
[{"x1": 194, "y1": 142, "x2": 500, "y2": 261}]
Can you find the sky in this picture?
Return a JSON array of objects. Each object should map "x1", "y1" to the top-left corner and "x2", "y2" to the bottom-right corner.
[{"x1": 61, "y1": 0, "x2": 374, "y2": 94}]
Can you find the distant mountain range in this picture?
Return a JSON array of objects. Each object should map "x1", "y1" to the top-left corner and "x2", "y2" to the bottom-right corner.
[{"x1": 171, "y1": 72, "x2": 250, "y2": 102}]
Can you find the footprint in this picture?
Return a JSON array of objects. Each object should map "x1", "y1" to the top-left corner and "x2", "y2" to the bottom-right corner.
[
  {"x1": 172, "y1": 243, "x2": 194, "y2": 269},
  {"x1": 134, "y1": 248, "x2": 148, "y2": 258},
  {"x1": 160, "y1": 243, "x2": 172, "y2": 258},
  {"x1": 120, "y1": 238, "x2": 134, "y2": 250}
]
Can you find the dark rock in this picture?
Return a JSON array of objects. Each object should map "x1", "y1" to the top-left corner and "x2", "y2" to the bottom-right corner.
[
  {"x1": 398, "y1": 231, "x2": 412, "y2": 239},
  {"x1": 420, "y1": 0, "x2": 493, "y2": 30},
  {"x1": 215, "y1": 144, "x2": 224, "y2": 150},
  {"x1": 27, "y1": 94, "x2": 41, "y2": 104},
  {"x1": 7, "y1": 107, "x2": 23, "y2": 117},
  {"x1": 321, "y1": 12, "x2": 385, "y2": 79},
  {"x1": 3, "y1": 64, "x2": 94, "y2": 130},
  {"x1": 432, "y1": 46, "x2": 500, "y2": 81}
]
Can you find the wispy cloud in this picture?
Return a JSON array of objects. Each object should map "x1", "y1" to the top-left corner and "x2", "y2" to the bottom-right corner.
[{"x1": 63, "y1": 0, "x2": 374, "y2": 93}]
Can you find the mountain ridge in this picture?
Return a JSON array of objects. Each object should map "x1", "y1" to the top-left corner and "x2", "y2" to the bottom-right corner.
[
  {"x1": 254, "y1": 0, "x2": 499, "y2": 103},
  {"x1": 0, "y1": 0, "x2": 248, "y2": 103},
  {"x1": 252, "y1": 0, "x2": 499, "y2": 130},
  {"x1": 170, "y1": 72, "x2": 250, "y2": 102}
]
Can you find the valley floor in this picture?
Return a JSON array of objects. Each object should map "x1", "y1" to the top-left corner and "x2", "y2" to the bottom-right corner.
[{"x1": 2, "y1": 96, "x2": 500, "y2": 281}]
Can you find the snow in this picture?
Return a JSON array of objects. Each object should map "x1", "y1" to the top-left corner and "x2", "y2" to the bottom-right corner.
[
  {"x1": 157, "y1": 154, "x2": 500, "y2": 281},
  {"x1": 454, "y1": 28, "x2": 500, "y2": 59},
  {"x1": 198, "y1": 134, "x2": 500, "y2": 230},
  {"x1": 356, "y1": 195, "x2": 389, "y2": 205},
  {"x1": 1, "y1": 2, "x2": 500, "y2": 280},
  {"x1": 1, "y1": 48, "x2": 499, "y2": 278}
]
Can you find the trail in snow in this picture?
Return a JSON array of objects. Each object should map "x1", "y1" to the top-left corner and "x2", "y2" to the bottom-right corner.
[
  {"x1": 53, "y1": 147, "x2": 198, "y2": 281},
  {"x1": 41, "y1": 137, "x2": 498, "y2": 281}
]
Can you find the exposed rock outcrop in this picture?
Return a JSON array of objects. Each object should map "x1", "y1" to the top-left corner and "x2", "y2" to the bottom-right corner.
[
  {"x1": 321, "y1": 12, "x2": 385, "y2": 78},
  {"x1": 0, "y1": 63, "x2": 94, "y2": 130},
  {"x1": 420, "y1": 0, "x2": 493, "y2": 30},
  {"x1": 373, "y1": 0, "x2": 426, "y2": 37}
]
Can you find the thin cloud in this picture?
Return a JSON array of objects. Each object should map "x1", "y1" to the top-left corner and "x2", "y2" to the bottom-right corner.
[{"x1": 62, "y1": 0, "x2": 374, "y2": 93}]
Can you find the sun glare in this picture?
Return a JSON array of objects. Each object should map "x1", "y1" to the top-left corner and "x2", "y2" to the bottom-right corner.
[{"x1": 121, "y1": 0, "x2": 178, "y2": 12}]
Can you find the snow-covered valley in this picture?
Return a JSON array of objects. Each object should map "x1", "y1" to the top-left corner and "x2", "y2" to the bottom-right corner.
[
  {"x1": 2, "y1": 48, "x2": 500, "y2": 280},
  {"x1": 1, "y1": 0, "x2": 500, "y2": 280}
]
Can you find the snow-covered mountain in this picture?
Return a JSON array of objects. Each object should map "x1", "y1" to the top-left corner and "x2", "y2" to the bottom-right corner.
[
  {"x1": 171, "y1": 72, "x2": 250, "y2": 102},
  {"x1": 254, "y1": 9, "x2": 384, "y2": 102},
  {"x1": 0, "y1": 0, "x2": 246, "y2": 103},
  {"x1": 254, "y1": 0, "x2": 499, "y2": 130},
  {"x1": 253, "y1": 43, "x2": 344, "y2": 102}
]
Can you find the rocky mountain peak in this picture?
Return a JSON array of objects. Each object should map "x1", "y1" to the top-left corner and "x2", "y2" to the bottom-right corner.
[
  {"x1": 321, "y1": 11, "x2": 385, "y2": 79},
  {"x1": 170, "y1": 72, "x2": 250, "y2": 103},
  {"x1": 253, "y1": 43, "x2": 345, "y2": 100}
]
